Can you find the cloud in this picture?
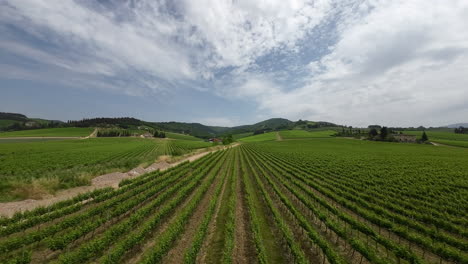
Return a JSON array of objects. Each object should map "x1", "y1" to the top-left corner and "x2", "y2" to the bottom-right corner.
[
  {"x1": 195, "y1": 117, "x2": 238, "y2": 127},
  {"x1": 224, "y1": 0, "x2": 468, "y2": 126},
  {"x1": 0, "y1": 0, "x2": 196, "y2": 95},
  {"x1": 1, "y1": 0, "x2": 468, "y2": 126}
]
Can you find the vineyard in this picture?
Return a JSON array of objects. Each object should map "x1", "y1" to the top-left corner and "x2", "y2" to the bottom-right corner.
[
  {"x1": 0, "y1": 138, "x2": 467, "y2": 263},
  {"x1": 0, "y1": 138, "x2": 211, "y2": 201}
]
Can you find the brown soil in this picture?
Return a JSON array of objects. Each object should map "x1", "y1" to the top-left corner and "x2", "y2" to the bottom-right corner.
[{"x1": 0, "y1": 143, "x2": 240, "y2": 218}]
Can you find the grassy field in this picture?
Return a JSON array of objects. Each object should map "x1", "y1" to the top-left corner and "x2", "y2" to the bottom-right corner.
[
  {"x1": 165, "y1": 132, "x2": 203, "y2": 141},
  {"x1": 238, "y1": 131, "x2": 277, "y2": 142},
  {"x1": 404, "y1": 130, "x2": 468, "y2": 147},
  {"x1": 431, "y1": 139, "x2": 468, "y2": 148},
  {"x1": 0, "y1": 127, "x2": 94, "y2": 137},
  {"x1": 403, "y1": 130, "x2": 468, "y2": 141},
  {"x1": 232, "y1": 132, "x2": 253, "y2": 140},
  {"x1": 1, "y1": 138, "x2": 466, "y2": 263},
  {"x1": 0, "y1": 138, "x2": 210, "y2": 201},
  {"x1": 279, "y1": 129, "x2": 336, "y2": 139}
]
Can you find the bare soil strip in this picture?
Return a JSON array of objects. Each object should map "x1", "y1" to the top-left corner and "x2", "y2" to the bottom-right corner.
[
  {"x1": 0, "y1": 144, "x2": 239, "y2": 218},
  {"x1": 276, "y1": 132, "x2": 283, "y2": 141}
]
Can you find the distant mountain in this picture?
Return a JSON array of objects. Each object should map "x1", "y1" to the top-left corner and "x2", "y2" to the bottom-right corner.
[
  {"x1": 223, "y1": 118, "x2": 294, "y2": 135},
  {"x1": 1, "y1": 112, "x2": 340, "y2": 139},
  {"x1": 150, "y1": 121, "x2": 230, "y2": 138},
  {"x1": 447, "y1": 123, "x2": 468, "y2": 128}
]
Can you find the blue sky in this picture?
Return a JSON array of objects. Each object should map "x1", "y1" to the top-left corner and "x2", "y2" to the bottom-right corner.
[{"x1": 1, "y1": 0, "x2": 467, "y2": 127}]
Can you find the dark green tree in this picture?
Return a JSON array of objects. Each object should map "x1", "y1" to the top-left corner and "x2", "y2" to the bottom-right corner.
[
  {"x1": 222, "y1": 134, "x2": 233, "y2": 145},
  {"x1": 380, "y1": 126, "x2": 388, "y2": 140},
  {"x1": 421, "y1": 131, "x2": 428, "y2": 142},
  {"x1": 369, "y1": 128, "x2": 378, "y2": 137}
]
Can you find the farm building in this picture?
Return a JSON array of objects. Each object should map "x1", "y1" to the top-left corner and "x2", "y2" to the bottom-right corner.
[
  {"x1": 140, "y1": 132, "x2": 153, "y2": 138},
  {"x1": 393, "y1": 134, "x2": 417, "y2": 143},
  {"x1": 208, "y1": 138, "x2": 222, "y2": 143}
]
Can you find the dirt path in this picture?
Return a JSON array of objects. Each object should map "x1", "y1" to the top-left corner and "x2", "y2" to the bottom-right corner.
[
  {"x1": 276, "y1": 132, "x2": 283, "y2": 141},
  {"x1": 82, "y1": 128, "x2": 98, "y2": 139},
  {"x1": 0, "y1": 143, "x2": 240, "y2": 218}
]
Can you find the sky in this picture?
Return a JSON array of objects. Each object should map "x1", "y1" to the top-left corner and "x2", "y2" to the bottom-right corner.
[{"x1": 1, "y1": 0, "x2": 467, "y2": 127}]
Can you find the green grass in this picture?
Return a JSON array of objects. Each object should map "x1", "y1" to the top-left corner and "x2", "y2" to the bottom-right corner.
[
  {"x1": 238, "y1": 132, "x2": 277, "y2": 142},
  {"x1": 232, "y1": 132, "x2": 253, "y2": 140},
  {"x1": 431, "y1": 139, "x2": 468, "y2": 148},
  {"x1": 279, "y1": 129, "x2": 336, "y2": 139},
  {"x1": 165, "y1": 132, "x2": 203, "y2": 141},
  {"x1": 403, "y1": 131, "x2": 468, "y2": 141},
  {"x1": 0, "y1": 138, "x2": 71, "y2": 143},
  {"x1": 0, "y1": 127, "x2": 94, "y2": 137},
  {"x1": 0, "y1": 138, "x2": 210, "y2": 201}
]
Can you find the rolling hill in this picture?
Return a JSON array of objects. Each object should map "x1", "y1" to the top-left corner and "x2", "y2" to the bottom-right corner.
[{"x1": 0, "y1": 112, "x2": 63, "y2": 131}]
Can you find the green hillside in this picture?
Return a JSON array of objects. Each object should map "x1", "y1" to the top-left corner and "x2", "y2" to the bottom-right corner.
[
  {"x1": 165, "y1": 132, "x2": 203, "y2": 141},
  {"x1": 238, "y1": 132, "x2": 277, "y2": 142},
  {"x1": 279, "y1": 130, "x2": 337, "y2": 139},
  {"x1": 0, "y1": 127, "x2": 94, "y2": 138},
  {"x1": 0, "y1": 112, "x2": 63, "y2": 131}
]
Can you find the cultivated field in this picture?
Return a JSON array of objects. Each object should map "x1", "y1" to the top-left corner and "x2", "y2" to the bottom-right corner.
[
  {"x1": 238, "y1": 132, "x2": 277, "y2": 142},
  {"x1": 165, "y1": 132, "x2": 204, "y2": 141},
  {"x1": 279, "y1": 129, "x2": 336, "y2": 139},
  {"x1": 0, "y1": 137, "x2": 466, "y2": 263},
  {"x1": 404, "y1": 131, "x2": 468, "y2": 148},
  {"x1": 0, "y1": 138, "x2": 211, "y2": 201}
]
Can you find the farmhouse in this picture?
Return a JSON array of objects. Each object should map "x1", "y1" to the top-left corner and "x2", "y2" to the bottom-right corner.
[
  {"x1": 393, "y1": 134, "x2": 417, "y2": 143},
  {"x1": 208, "y1": 138, "x2": 222, "y2": 143},
  {"x1": 140, "y1": 132, "x2": 153, "y2": 138}
]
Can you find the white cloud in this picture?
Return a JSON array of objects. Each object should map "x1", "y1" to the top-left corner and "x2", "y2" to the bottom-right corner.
[
  {"x1": 195, "y1": 117, "x2": 238, "y2": 127},
  {"x1": 1, "y1": 0, "x2": 468, "y2": 126},
  {"x1": 227, "y1": 0, "x2": 468, "y2": 126},
  {"x1": 181, "y1": 0, "x2": 332, "y2": 68}
]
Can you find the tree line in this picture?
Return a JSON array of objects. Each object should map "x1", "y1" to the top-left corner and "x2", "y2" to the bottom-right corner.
[{"x1": 454, "y1": 126, "x2": 467, "y2": 134}]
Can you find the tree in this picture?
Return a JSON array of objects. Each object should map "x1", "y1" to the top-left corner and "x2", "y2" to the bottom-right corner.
[
  {"x1": 455, "y1": 126, "x2": 466, "y2": 134},
  {"x1": 153, "y1": 130, "x2": 166, "y2": 138},
  {"x1": 380, "y1": 127, "x2": 388, "y2": 140},
  {"x1": 421, "y1": 131, "x2": 428, "y2": 142},
  {"x1": 222, "y1": 134, "x2": 233, "y2": 145},
  {"x1": 369, "y1": 128, "x2": 378, "y2": 138}
]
